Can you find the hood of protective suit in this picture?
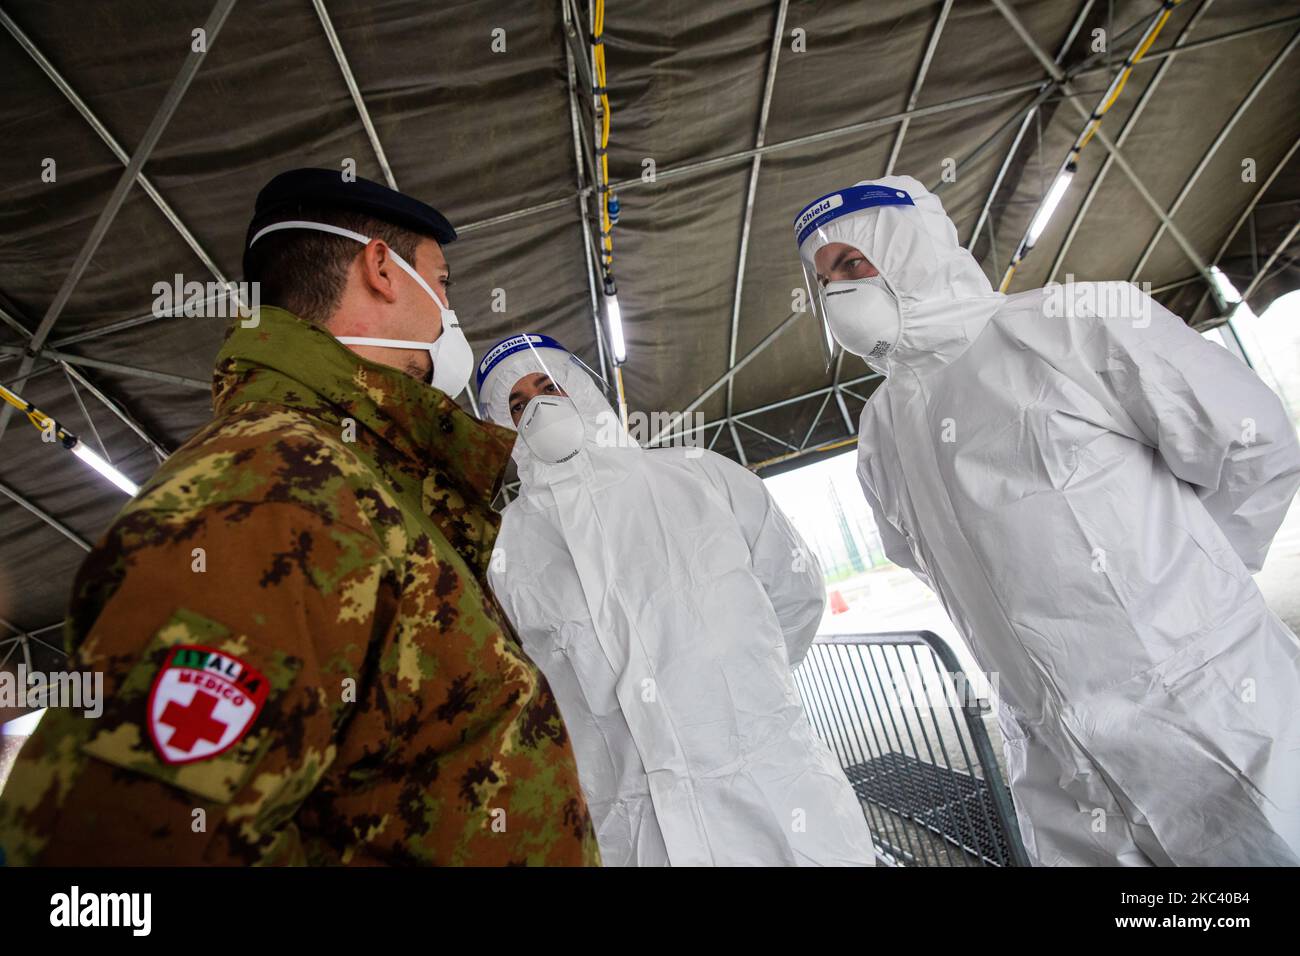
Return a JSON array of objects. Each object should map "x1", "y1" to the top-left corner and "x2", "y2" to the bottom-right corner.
[
  {"x1": 797, "y1": 175, "x2": 1004, "y2": 376},
  {"x1": 848, "y1": 234, "x2": 1300, "y2": 865},
  {"x1": 481, "y1": 335, "x2": 876, "y2": 866},
  {"x1": 477, "y1": 335, "x2": 633, "y2": 492}
]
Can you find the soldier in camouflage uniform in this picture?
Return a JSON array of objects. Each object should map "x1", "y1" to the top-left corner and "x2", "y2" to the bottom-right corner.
[{"x1": 0, "y1": 170, "x2": 599, "y2": 866}]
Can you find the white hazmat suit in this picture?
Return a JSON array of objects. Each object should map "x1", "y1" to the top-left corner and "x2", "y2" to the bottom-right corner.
[
  {"x1": 794, "y1": 175, "x2": 1300, "y2": 866},
  {"x1": 478, "y1": 334, "x2": 876, "y2": 866}
]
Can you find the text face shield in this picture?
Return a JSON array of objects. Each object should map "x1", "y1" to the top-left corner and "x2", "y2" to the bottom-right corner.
[
  {"x1": 476, "y1": 334, "x2": 568, "y2": 426},
  {"x1": 793, "y1": 184, "x2": 916, "y2": 368},
  {"x1": 477, "y1": 334, "x2": 603, "y2": 464}
]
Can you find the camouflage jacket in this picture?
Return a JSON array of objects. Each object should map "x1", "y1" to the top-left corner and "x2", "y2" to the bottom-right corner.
[{"x1": 0, "y1": 307, "x2": 599, "y2": 866}]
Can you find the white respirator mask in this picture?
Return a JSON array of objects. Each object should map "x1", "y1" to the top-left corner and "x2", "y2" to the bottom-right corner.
[
  {"x1": 823, "y1": 275, "x2": 903, "y2": 367},
  {"x1": 248, "y1": 220, "x2": 475, "y2": 397},
  {"x1": 517, "y1": 394, "x2": 585, "y2": 464}
]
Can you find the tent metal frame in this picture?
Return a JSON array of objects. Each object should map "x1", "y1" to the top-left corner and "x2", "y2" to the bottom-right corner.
[
  {"x1": 0, "y1": 0, "x2": 238, "y2": 449},
  {"x1": 0, "y1": 479, "x2": 92, "y2": 553},
  {"x1": 1126, "y1": 28, "x2": 1298, "y2": 283},
  {"x1": 722, "y1": 0, "x2": 792, "y2": 465},
  {"x1": 991, "y1": 0, "x2": 1209, "y2": 280},
  {"x1": 1048, "y1": 0, "x2": 1218, "y2": 283},
  {"x1": 1, "y1": 0, "x2": 1298, "y2": 635},
  {"x1": 963, "y1": 0, "x2": 1098, "y2": 254},
  {"x1": 563, "y1": 0, "x2": 612, "y2": 384},
  {"x1": 313, "y1": 0, "x2": 397, "y2": 191},
  {"x1": 0, "y1": 619, "x2": 68, "y2": 671}
]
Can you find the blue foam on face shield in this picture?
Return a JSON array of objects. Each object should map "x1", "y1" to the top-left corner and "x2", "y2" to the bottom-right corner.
[
  {"x1": 794, "y1": 184, "x2": 915, "y2": 248},
  {"x1": 476, "y1": 332, "x2": 568, "y2": 397}
]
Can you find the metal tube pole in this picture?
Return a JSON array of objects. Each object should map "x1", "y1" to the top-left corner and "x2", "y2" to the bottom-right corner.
[
  {"x1": 725, "y1": 0, "x2": 790, "y2": 421},
  {"x1": 0, "y1": 480, "x2": 92, "y2": 552},
  {"x1": 0, "y1": 0, "x2": 237, "y2": 443},
  {"x1": 312, "y1": 0, "x2": 397, "y2": 189}
]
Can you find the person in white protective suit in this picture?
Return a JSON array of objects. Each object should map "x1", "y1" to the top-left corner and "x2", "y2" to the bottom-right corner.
[
  {"x1": 793, "y1": 175, "x2": 1300, "y2": 867},
  {"x1": 477, "y1": 332, "x2": 876, "y2": 866}
]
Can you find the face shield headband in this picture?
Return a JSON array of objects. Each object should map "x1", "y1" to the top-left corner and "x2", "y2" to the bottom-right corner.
[
  {"x1": 476, "y1": 334, "x2": 614, "y2": 465},
  {"x1": 793, "y1": 184, "x2": 915, "y2": 369}
]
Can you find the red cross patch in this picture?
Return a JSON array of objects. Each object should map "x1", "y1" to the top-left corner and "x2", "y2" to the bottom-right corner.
[{"x1": 147, "y1": 645, "x2": 270, "y2": 765}]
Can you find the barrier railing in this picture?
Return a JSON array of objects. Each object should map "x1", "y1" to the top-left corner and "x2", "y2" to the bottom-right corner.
[{"x1": 794, "y1": 631, "x2": 1031, "y2": 867}]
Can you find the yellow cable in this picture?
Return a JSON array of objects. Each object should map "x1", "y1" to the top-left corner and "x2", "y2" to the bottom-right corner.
[
  {"x1": 593, "y1": 0, "x2": 613, "y2": 272},
  {"x1": 1002, "y1": 1, "x2": 1181, "y2": 292},
  {"x1": 1077, "y1": 2, "x2": 1179, "y2": 151},
  {"x1": 614, "y1": 364, "x2": 628, "y2": 431},
  {"x1": 0, "y1": 382, "x2": 25, "y2": 412},
  {"x1": 998, "y1": 261, "x2": 1017, "y2": 294},
  {"x1": 0, "y1": 382, "x2": 69, "y2": 442}
]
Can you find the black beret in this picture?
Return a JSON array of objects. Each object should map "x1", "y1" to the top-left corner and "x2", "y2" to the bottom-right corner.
[{"x1": 243, "y1": 168, "x2": 456, "y2": 276}]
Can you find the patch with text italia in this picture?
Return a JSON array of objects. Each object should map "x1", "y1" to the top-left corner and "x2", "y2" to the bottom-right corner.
[{"x1": 147, "y1": 645, "x2": 270, "y2": 764}]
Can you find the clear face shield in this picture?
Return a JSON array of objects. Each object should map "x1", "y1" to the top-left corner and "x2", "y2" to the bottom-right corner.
[
  {"x1": 476, "y1": 334, "x2": 610, "y2": 464},
  {"x1": 797, "y1": 252, "x2": 841, "y2": 371},
  {"x1": 793, "y1": 184, "x2": 916, "y2": 368}
]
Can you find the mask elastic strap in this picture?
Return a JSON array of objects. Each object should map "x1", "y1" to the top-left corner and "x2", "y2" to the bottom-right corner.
[
  {"x1": 248, "y1": 219, "x2": 452, "y2": 317},
  {"x1": 250, "y1": 219, "x2": 372, "y2": 247},
  {"x1": 334, "y1": 336, "x2": 439, "y2": 351}
]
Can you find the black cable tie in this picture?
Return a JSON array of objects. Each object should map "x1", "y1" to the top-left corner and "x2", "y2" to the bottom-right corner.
[
  {"x1": 592, "y1": 85, "x2": 607, "y2": 96},
  {"x1": 594, "y1": 146, "x2": 608, "y2": 156}
]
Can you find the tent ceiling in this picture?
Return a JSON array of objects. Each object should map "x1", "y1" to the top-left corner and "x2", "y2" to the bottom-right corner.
[{"x1": 2, "y1": 0, "x2": 1298, "y2": 651}]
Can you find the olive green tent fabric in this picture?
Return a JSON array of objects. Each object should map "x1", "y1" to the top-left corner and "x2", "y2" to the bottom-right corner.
[{"x1": 1, "y1": 0, "x2": 1297, "y2": 645}]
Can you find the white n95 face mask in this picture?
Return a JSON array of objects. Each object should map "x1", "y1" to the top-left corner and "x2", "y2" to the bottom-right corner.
[
  {"x1": 823, "y1": 276, "x2": 903, "y2": 368},
  {"x1": 248, "y1": 219, "x2": 474, "y2": 397},
  {"x1": 518, "y1": 394, "x2": 585, "y2": 464},
  {"x1": 334, "y1": 326, "x2": 474, "y2": 399}
]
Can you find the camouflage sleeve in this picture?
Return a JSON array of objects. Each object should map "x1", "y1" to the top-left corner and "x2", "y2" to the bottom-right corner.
[{"x1": 0, "y1": 499, "x2": 391, "y2": 866}]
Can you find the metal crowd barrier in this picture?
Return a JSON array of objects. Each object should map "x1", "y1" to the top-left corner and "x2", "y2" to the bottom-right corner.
[{"x1": 794, "y1": 631, "x2": 1031, "y2": 867}]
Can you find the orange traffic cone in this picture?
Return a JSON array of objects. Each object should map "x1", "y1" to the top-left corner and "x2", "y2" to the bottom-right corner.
[{"x1": 829, "y1": 590, "x2": 849, "y2": 614}]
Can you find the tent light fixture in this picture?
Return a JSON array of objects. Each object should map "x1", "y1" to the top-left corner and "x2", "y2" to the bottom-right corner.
[
  {"x1": 70, "y1": 439, "x2": 140, "y2": 496},
  {"x1": 602, "y1": 272, "x2": 626, "y2": 365},
  {"x1": 1209, "y1": 265, "x2": 1242, "y2": 307},
  {"x1": 1026, "y1": 163, "x2": 1076, "y2": 249},
  {"x1": 605, "y1": 292, "x2": 627, "y2": 364},
  {"x1": 0, "y1": 382, "x2": 139, "y2": 497}
]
